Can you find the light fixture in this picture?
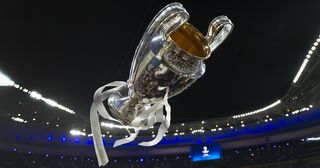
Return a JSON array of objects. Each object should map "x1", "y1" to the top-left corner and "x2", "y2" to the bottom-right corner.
[
  {"x1": 61, "y1": 136, "x2": 67, "y2": 142},
  {"x1": 101, "y1": 122, "x2": 134, "y2": 129},
  {"x1": 30, "y1": 91, "x2": 42, "y2": 100},
  {"x1": 233, "y1": 100, "x2": 281, "y2": 118},
  {"x1": 293, "y1": 35, "x2": 319, "y2": 83},
  {"x1": 11, "y1": 117, "x2": 26, "y2": 123},
  {"x1": 307, "y1": 137, "x2": 320, "y2": 141},
  {"x1": 40, "y1": 97, "x2": 74, "y2": 114},
  {"x1": 70, "y1": 129, "x2": 86, "y2": 136},
  {"x1": 0, "y1": 69, "x2": 75, "y2": 114},
  {"x1": 0, "y1": 70, "x2": 14, "y2": 86},
  {"x1": 192, "y1": 129, "x2": 205, "y2": 134},
  {"x1": 47, "y1": 136, "x2": 53, "y2": 141},
  {"x1": 293, "y1": 58, "x2": 309, "y2": 83}
]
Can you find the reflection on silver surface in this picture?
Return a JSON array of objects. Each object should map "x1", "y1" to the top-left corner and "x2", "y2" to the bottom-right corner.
[{"x1": 108, "y1": 2, "x2": 233, "y2": 125}]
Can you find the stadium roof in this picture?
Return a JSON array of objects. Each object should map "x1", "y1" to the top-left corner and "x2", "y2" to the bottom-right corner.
[{"x1": 0, "y1": 0, "x2": 320, "y2": 123}]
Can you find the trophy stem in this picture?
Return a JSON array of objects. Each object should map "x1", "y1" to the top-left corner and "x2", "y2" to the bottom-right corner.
[{"x1": 107, "y1": 87, "x2": 145, "y2": 126}]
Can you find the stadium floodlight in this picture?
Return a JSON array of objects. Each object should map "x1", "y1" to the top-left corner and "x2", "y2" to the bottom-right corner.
[
  {"x1": 293, "y1": 58, "x2": 309, "y2": 83},
  {"x1": 292, "y1": 34, "x2": 319, "y2": 84},
  {"x1": 0, "y1": 70, "x2": 14, "y2": 86},
  {"x1": 192, "y1": 129, "x2": 205, "y2": 134},
  {"x1": 232, "y1": 100, "x2": 281, "y2": 118},
  {"x1": 30, "y1": 91, "x2": 42, "y2": 100},
  {"x1": 11, "y1": 117, "x2": 27, "y2": 123},
  {"x1": 70, "y1": 129, "x2": 86, "y2": 136},
  {"x1": 307, "y1": 137, "x2": 320, "y2": 141},
  {"x1": 29, "y1": 91, "x2": 75, "y2": 114},
  {"x1": 0, "y1": 69, "x2": 75, "y2": 114},
  {"x1": 101, "y1": 122, "x2": 134, "y2": 129},
  {"x1": 42, "y1": 98, "x2": 58, "y2": 107}
]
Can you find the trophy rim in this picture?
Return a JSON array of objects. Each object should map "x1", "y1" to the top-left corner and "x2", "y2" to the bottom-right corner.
[{"x1": 168, "y1": 22, "x2": 211, "y2": 60}]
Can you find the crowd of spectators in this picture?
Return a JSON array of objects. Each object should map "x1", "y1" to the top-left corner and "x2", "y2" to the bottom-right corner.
[{"x1": 1, "y1": 139, "x2": 320, "y2": 168}]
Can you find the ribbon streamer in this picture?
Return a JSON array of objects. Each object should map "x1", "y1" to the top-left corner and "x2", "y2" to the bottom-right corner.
[{"x1": 90, "y1": 82, "x2": 171, "y2": 167}]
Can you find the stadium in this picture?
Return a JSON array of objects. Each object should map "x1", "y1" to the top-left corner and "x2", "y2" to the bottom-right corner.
[{"x1": 0, "y1": 1, "x2": 320, "y2": 168}]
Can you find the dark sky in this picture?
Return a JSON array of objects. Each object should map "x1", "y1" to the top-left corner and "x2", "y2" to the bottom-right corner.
[{"x1": 0, "y1": 0, "x2": 320, "y2": 122}]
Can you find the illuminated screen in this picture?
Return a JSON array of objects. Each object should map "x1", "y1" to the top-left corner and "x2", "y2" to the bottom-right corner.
[{"x1": 191, "y1": 143, "x2": 221, "y2": 162}]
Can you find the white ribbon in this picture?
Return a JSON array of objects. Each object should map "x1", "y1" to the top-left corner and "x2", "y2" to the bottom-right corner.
[
  {"x1": 90, "y1": 81, "x2": 126, "y2": 166},
  {"x1": 90, "y1": 82, "x2": 171, "y2": 167}
]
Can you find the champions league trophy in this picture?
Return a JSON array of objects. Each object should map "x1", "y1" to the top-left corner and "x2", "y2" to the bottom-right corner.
[{"x1": 90, "y1": 2, "x2": 233, "y2": 166}]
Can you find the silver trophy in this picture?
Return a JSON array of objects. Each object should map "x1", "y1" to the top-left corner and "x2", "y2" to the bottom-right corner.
[{"x1": 90, "y1": 2, "x2": 233, "y2": 166}]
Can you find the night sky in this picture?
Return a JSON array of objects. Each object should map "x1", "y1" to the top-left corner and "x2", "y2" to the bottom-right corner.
[{"x1": 1, "y1": 0, "x2": 320, "y2": 122}]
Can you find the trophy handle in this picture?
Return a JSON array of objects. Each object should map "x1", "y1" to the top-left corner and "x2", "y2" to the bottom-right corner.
[
  {"x1": 205, "y1": 15, "x2": 233, "y2": 54},
  {"x1": 129, "y1": 3, "x2": 189, "y2": 84}
]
